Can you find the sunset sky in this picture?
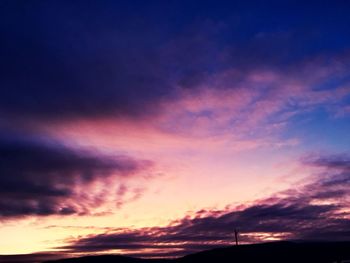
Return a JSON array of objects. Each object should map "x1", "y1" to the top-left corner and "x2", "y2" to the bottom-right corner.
[{"x1": 1, "y1": 0, "x2": 350, "y2": 260}]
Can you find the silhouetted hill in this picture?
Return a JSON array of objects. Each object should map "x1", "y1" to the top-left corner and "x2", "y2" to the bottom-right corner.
[
  {"x1": 44, "y1": 255, "x2": 172, "y2": 263},
  {"x1": 179, "y1": 241, "x2": 350, "y2": 263},
  {"x1": 45, "y1": 241, "x2": 350, "y2": 263}
]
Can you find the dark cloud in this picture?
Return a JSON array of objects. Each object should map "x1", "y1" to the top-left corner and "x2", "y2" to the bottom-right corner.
[
  {"x1": 0, "y1": 1, "x2": 219, "y2": 124},
  {"x1": 300, "y1": 154, "x2": 350, "y2": 200},
  {"x1": 0, "y1": 133, "x2": 152, "y2": 217},
  {"x1": 1, "y1": 1, "x2": 350, "y2": 126},
  {"x1": 60, "y1": 153, "x2": 350, "y2": 257},
  {"x1": 303, "y1": 154, "x2": 350, "y2": 170}
]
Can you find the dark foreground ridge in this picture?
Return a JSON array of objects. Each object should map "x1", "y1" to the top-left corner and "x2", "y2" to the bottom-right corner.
[
  {"x1": 43, "y1": 241, "x2": 350, "y2": 263},
  {"x1": 45, "y1": 255, "x2": 169, "y2": 263}
]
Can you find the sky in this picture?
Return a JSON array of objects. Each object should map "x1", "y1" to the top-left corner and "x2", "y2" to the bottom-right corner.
[{"x1": 0, "y1": 0, "x2": 350, "y2": 260}]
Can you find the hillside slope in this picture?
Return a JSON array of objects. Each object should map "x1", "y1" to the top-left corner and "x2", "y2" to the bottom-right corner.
[{"x1": 45, "y1": 241, "x2": 350, "y2": 263}]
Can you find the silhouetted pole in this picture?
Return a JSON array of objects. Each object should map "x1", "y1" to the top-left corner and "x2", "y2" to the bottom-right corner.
[{"x1": 234, "y1": 228, "x2": 239, "y2": 245}]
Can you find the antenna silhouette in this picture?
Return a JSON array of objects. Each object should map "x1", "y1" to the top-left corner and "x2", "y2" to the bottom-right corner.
[{"x1": 234, "y1": 228, "x2": 239, "y2": 245}]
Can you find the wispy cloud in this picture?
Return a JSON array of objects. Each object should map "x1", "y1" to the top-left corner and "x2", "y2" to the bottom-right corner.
[
  {"x1": 60, "y1": 153, "x2": 350, "y2": 257},
  {"x1": 46, "y1": 54, "x2": 350, "y2": 159},
  {"x1": 0, "y1": 133, "x2": 152, "y2": 218}
]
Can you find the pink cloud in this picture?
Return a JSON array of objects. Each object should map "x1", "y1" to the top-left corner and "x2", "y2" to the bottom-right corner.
[
  {"x1": 13, "y1": 53, "x2": 349, "y2": 222},
  {"x1": 58, "y1": 153, "x2": 350, "y2": 257}
]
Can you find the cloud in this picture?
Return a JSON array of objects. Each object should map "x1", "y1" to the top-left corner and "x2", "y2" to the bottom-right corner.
[
  {"x1": 42, "y1": 56, "x2": 350, "y2": 161},
  {"x1": 1, "y1": 1, "x2": 350, "y2": 131},
  {"x1": 300, "y1": 154, "x2": 350, "y2": 201},
  {"x1": 303, "y1": 154, "x2": 350, "y2": 170},
  {"x1": 0, "y1": 2, "x2": 220, "y2": 124},
  {"x1": 0, "y1": 132, "x2": 152, "y2": 217},
  {"x1": 60, "y1": 153, "x2": 350, "y2": 257}
]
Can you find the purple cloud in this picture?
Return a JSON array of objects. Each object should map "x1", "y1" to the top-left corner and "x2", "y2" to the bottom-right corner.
[
  {"x1": 0, "y1": 133, "x2": 152, "y2": 217},
  {"x1": 60, "y1": 153, "x2": 350, "y2": 257},
  {"x1": 1, "y1": 1, "x2": 350, "y2": 129}
]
